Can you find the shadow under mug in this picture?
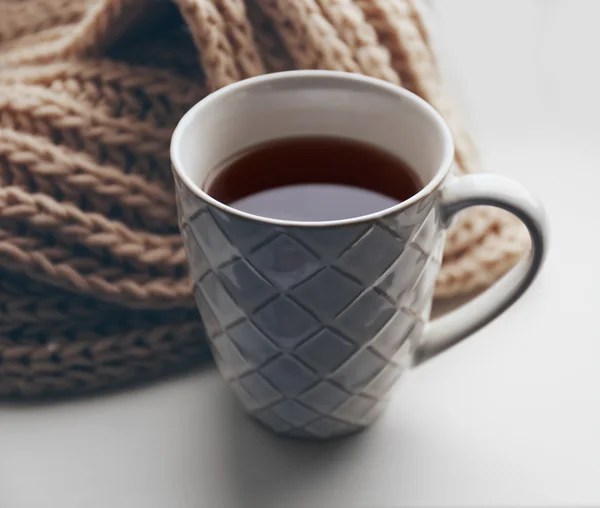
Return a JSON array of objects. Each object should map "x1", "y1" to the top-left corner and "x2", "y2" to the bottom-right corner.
[{"x1": 170, "y1": 71, "x2": 548, "y2": 440}]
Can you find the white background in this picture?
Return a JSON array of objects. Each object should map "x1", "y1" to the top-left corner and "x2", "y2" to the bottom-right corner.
[{"x1": 2, "y1": 1, "x2": 599, "y2": 506}]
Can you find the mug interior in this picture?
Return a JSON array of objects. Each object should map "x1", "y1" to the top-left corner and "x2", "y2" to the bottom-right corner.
[{"x1": 171, "y1": 71, "x2": 454, "y2": 225}]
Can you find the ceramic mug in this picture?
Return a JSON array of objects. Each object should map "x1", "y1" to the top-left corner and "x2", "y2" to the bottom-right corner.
[{"x1": 170, "y1": 71, "x2": 547, "y2": 439}]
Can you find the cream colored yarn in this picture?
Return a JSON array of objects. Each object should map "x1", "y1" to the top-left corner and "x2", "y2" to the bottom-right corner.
[{"x1": 0, "y1": 0, "x2": 527, "y2": 396}]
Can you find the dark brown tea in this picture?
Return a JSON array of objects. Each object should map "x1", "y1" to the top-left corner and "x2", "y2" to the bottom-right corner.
[{"x1": 206, "y1": 137, "x2": 422, "y2": 222}]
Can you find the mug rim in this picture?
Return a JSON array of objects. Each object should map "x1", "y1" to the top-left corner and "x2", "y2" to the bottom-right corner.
[{"x1": 170, "y1": 70, "x2": 455, "y2": 228}]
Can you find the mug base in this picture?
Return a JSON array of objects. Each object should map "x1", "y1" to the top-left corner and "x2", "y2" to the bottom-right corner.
[{"x1": 249, "y1": 411, "x2": 376, "y2": 441}]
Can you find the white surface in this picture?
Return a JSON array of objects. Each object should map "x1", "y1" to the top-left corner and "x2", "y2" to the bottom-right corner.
[{"x1": 2, "y1": 1, "x2": 599, "y2": 506}]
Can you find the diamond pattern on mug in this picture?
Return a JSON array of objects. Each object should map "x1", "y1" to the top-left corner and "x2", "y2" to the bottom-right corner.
[
  {"x1": 193, "y1": 286, "x2": 221, "y2": 339},
  {"x1": 181, "y1": 227, "x2": 210, "y2": 285},
  {"x1": 253, "y1": 409, "x2": 292, "y2": 434},
  {"x1": 403, "y1": 255, "x2": 440, "y2": 314},
  {"x1": 333, "y1": 395, "x2": 378, "y2": 421},
  {"x1": 359, "y1": 400, "x2": 387, "y2": 425},
  {"x1": 431, "y1": 235, "x2": 446, "y2": 264},
  {"x1": 305, "y1": 418, "x2": 358, "y2": 439},
  {"x1": 416, "y1": 192, "x2": 436, "y2": 214},
  {"x1": 289, "y1": 267, "x2": 363, "y2": 320},
  {"x1": 210, "y1": 208, "x2": 275, "y2": 253},
  {"x1": 178, "y1": 188, "x2": 445, "y2": 438},
  {"x1": 375, "y1": 244, "x2": 426, "y2": 302},
  {"x1": 369, "y1": 309, "x2": 415, "y2": 358},
  {"x1": 285, "y1": 429, "x2": 316, "y2": 439},
  {"x1": 362, "y1": 364, "x2": 402, "y2": 398},
  {"x1": 217, "y1": 258, "x2": 277, "y2": 312},
  {"x1": 333, "y1": 290, "x2": 396, "y2": 345},
  {"x1": 211, "y1": 334, "x2": 251, "y2": 379},
  {"x1": 294, "y1": 329, "x2": 356, "y2": 376},
  {"x1": 211, "y1": 346, "x2": 228, "y2": 379},
  {"x1": 239, "y1": 372, "x2": 283, "y2": 407},
  {"x1": 298, "y1": 381, "x2": 349, "y2": 414},
  {"x1": 331, "y1": 349, "x2": 386, "y2": 392},
  {"x1": 394, "y1": 329, "x2": 416, "y2": 368},
  {"x1": 198, "y1": 271, "x2": 244, "y2": 328},
  {"x1": 397, "y1": 244, "x2": 427, "y2": 275},
  {"x1": 252, "y1": 296, "x2": 320, "y2": 349},
  {"x1": 272, "y1": 399, "x2": 320, "y2": 427},
  {"x1": 288, "y1": 225, "x2": 369, "y2": 261},
  {"x1": 260, "y1": 355, "x2": 318, "y2": 397},
  {"x1": 385, "y1": 193, "x2": 434, "y2": 230},
  {"x1": 419, "y1": 298, "x2": 433, "y2": 322},
  {"x1": 189, "y1": 210, "x2": 239, "y2": 268},
  {"x1": 378, "y1": 219, "x2": 415, "y2": 243},
  {"x1": 229, "y1": 380, "x2": 259, "y2": 411},
  {"x1": 389, "y1": 194, "x2": 433, "y2": 228},
  {"x1": 335, "y1": 225, "x2": 406, "y2": 284},
  {"x1": 227, "y1": 320, "x2": 279, "y2": 368},
  {"x1": 175, "y1": 178, "x2": 204, "y2": 224},
  {"x1": 411, "y1": 208, "x2": 439, "y2": 253},
  {"x1": 247, "y1": 233, "x2": 321, "y2": 290}
]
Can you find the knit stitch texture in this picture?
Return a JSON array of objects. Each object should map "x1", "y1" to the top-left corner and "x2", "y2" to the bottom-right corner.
[{"x1": 0, "y1": 0, "x2": 528, "y2": 397}]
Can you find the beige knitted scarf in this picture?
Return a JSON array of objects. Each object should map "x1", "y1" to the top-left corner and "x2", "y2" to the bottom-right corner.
[{"x1": 0, "y1": 0, "x2": 527, "y2": 397}]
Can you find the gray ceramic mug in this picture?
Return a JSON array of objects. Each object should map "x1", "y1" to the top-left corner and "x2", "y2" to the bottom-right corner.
[{"x1": 170, "y1": 71, "x2": 547, "y2": 439}]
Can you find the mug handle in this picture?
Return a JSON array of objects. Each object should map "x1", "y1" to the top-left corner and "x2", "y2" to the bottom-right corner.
[{"x1": 413, "y1": 174, "x2": 548, "y2": 365}]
